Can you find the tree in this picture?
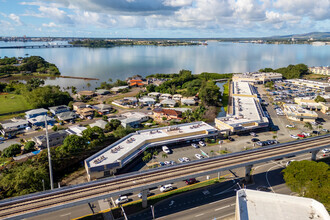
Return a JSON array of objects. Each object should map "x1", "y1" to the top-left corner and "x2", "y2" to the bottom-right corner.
[
  {"x1": 199, "y1": 81, "x2": 221, "y2": 106},
  {"x1": 0, "y1": 163, "x2": 49, "y2": 197},
  {"x1": 162, "y1": 153, "x2": 168, "y2": 159},
  {"x1": 282, "y1": 160, "x2": 329, "y2": 210},
  {"x1": 60, "y1": 135, "x2": 87, "y2": 155},
  {"x1": 315, "y1": 95, "x2": 326, "y2": 103},
  {"x1": 2, "y1": 144, "x2": 21, "y2": 157},
  {"x1": 82, "y1": 126, "x2": 105, "y2": 142},
  {"x1": 162, "y1": 116, "x2": 167, "y2": 121},
  {"x1": 142, "y1": 152, "x2": 152, "y2": 163},
  {"x1": 24, "y1": 141, "x2": 36, "y2": 153},
  {"x1": 52, "y1": 125, "x2": 58, "y2": 131},
  {"x1": 26, "y1": 78, "x2": 45, "y2": 90},
  {"x1": 304, "y1": 122, "x2": 313, "y2": 130},
  {"x1": 113, "y1": 126, "x2": 134, "y2": 138}
]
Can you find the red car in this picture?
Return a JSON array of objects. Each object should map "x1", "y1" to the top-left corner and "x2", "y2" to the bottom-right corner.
[
  {"x1": 297, "y1": 134, "x2": 305, "y2": 138},
  {"x1": 185, "y1": 178, "x2": 197, "y2": 185}
]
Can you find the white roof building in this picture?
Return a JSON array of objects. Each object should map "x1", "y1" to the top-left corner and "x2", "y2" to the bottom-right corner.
[
  {"x1": 160, "y1": 99, "x2": 177, "y2": 107},
  {"x1": 90, "y1": 120, "x2": 108, "y2": 129},
  {"x1": 236, "y1": 189, "x2": 329, "y2": 220},
  {"x1": 65, "y1": 125, "x2": 87, "y2": 136}
]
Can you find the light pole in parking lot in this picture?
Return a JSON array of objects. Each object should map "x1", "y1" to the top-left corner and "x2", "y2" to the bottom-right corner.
[{"x1": 219, "y1": 140, "x2": 223, "y2": 155}]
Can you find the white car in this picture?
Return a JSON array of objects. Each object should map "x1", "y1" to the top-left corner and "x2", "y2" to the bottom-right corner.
[
  {"x1": 195, "y1": 154, "x2": 204, "y2": 159},
  {"x1": 182, "y1": 157, "x2": 190, "y2": 162},
  {"x1": 160, "y1": 184, "x2": 173, "y2": 192},
  {"x1": 162, "y1": 146, "x2": 171, "y2": 154},
  {"x1": 250, "y1": 132, "x2": 256, "y2": 137},
  {"x1": 286, "y1": 124, "x2": 295, "y2": 128},
  {"x1": 286, "y1": 160, "x2": 295, "y2": 167},
  {"x1": 199, "y1": 141, "x2": 206, "y2": 147},
  {"x1": 164, "y1": 161, "x2": 171, "y2": 165},
  {"x1": 302, "y1": 132, "x2": 310, "y2": 137},
  {"x1": 321, "y1": 148, "x2": 330, "y2": 154},
  {"x1": 191, "y1": 143, "x2": 199, "y2": 148},
  {"x1": 115, "y1": 196, "x2": 128, "y2": 205},
  {"x1": 290, "y1": 134, "x2": 299, "y2": 139}
]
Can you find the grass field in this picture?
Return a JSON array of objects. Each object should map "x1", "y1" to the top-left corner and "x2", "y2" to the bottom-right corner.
[{"x1": 0, "y1": 94, "x2": 32, "y2": 115}]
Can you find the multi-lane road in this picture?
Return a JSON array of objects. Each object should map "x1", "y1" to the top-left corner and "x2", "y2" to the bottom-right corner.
[{"x1": 0, "y1": 135, "x2": 329, "y2": 219}]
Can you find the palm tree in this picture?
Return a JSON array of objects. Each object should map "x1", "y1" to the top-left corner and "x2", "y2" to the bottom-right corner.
[
  {"x1": 87, "y1": 82, "x2": 91, "y2": 88},
  {"x1": 304, "y1": 122, "x2": 313, "y2": 131},
  {"x1": 162, "y1": 153, "x2": 168, "y2": 159}
]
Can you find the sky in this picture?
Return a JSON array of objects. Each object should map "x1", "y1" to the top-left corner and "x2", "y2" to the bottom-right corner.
[{"x1": 0, "y1": 0, "x2": 329, "y2": 38}]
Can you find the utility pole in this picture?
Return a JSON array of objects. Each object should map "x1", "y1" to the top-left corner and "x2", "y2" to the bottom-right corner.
[{"x1": 45, "y1": 115, "x2": 54, "y2": 190}]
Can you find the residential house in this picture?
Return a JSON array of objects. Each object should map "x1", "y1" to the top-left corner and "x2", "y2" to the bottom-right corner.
[
  {"x1": 119, "y1": 112, "x2": 149, "y2": 128},
  {"x1": 90, "y1": 120, "x2": 108, "y2": 129},
  {"x1": 148, "y1": 92, "x2": 161, "y2": 98},
  {"x1": 66, "y1": 125, "x2": 87, "y2": 136},
  {"x1": 153, "y1": 108, "x2": 182, "y2": 121},
  {"x1": 28, "y1": 115, "x2": 56, "y2": 127},
  {"x1": 33, "y1": 130, "x2": 68, "y2": 148},
  {"x1": 49, "y1": 105, "x2": 70, "y2": 115},
  {"x1": 92, "y1": 104, "x2": 113, "y2": 115},
  {"x1": 129, "y1": 79, "x2": 144, "y2": 87},
  {"x1": 77, "y1": 107, "x2": 94, "y2": 119},
  {"x1": 122, "y1": 97, "x2": 138, "y2": 106},
  {"x1": 77, "y1": 90, "x2": 95, "y2": 99},
  {"x1": 72, "y1": 102, "x2": 87, "y2": 111},
  {"x1": 25, "y1": 108, "x2": 48, "y2": 119},
  {"x1": 110, "y1": 86, "x2": 129, "y2": 93},
  {"x1": 173, "y1": 94, "x2": 183, "y2": 101},
  {"x1": 95, "y1": 89, "x2": 110, "y2": 96},
  {"x1": 159, "y1": 94, "x2": 172, "y2": 100},
  {"x1": 121, "y1": 112, "x2": 149, "y2": 122},
  {"x1": 57, "y1": 111, "x2": 77, "y2": 122},
  {"x1": 160, "y1": 99, "x2": 177, "y2": 107},
  {"x1": 181, "y1": 97, "x2": 197, "y2": 106},
  {"x1": 139, "y1": 96, "x2": 156, "y2": 106},
  {"x1": 0, "y1": 120, "x2": 29, "y2": 137}
]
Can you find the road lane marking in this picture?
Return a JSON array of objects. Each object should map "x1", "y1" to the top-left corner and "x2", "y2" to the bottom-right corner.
[
  {"x1": 230, "y1": 203, "x2": 236, "y2": 206},
  {"x1": 214, "y1": 205, "x2": 230, "y2": 211},
  {"x1": 60, "y1": 213, "x2": 71, "y2": 217},
  {"x1": 190, "y1": 207, "x2": 199, "y2": 210},
  {"x1": 195, "y1": 213, "x2": 204, "y2": 217},
  {"x1": 215, "y1": 212, "x2": 235, "y2": 219}
]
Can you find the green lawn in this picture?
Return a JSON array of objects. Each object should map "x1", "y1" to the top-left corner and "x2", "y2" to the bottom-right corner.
[
  {"x1": 0, "y1": 94, "x2": 32, "y2": 115},
  {"x1": 222, "y1": 81, "x2": 230, "y2": 112}
]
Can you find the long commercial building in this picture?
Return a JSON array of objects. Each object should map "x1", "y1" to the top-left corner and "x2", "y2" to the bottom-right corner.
[
  {"x1": 215, "y1": 81, "x2": 269, "y2": 134},
  {"x1": 85, "y1": 121, "x2": 218, "y2": 181},
  {"x1": 286, "y1": 79, "x2": 330, "y2": 92},
  {"x1": 308, "y1": 66, "x2": 330, "y2": 75},
  {"x1": 283, "y1": 104, "x2": 318, "y2": 122},
  {"x1": 232, "y1": 72, "x2": 282, "y2": 84}
]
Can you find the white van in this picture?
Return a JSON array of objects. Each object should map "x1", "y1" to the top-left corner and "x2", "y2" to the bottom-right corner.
[{"x1": 160, "y1": 184, "x2": 173, "y2": 192}]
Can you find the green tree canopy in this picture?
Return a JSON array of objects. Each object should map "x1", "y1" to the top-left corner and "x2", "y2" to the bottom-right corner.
[
  {"x1": 2, "y1": 144, "x2": 21, "y2": 157},
  {"x1": 24, "y1": 141, "x2": 36, "y2": 153},
  {"x1": 59, "y1": 135, "x2": 87, "y2": 155},
  {"x1": 259, "y1": 64, "x2": 308, "y2": 79},
  {"x1": 199, "y1": 81, "x2": 221, "y2": 106},
  {"x1": 82, "y1": 126, "x2": 105, "y2": 142},
  {"x1": 315, "y1": 95, "x2": 326, "y2": 103},
  {"x1": 282, "y1": 160, "x2": 329, "y2": 210}
]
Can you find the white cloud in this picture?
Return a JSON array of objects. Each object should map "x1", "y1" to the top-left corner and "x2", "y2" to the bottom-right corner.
[
  {"x1": 162, "y1": 0, "x2": 193, "y2": 7},
  {"x1": 42, "y1": 22, "x2": 58, "y2": 27}
]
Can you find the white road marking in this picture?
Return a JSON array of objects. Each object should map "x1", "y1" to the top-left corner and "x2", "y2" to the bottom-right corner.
[
  {"x1": 190, "y1": 207, "x2": 199, "y2": 210},
  {"x1": 60, "y1": 213, "x2": 71, "y2": 217},
  {"x1": 203, "y1": 190, "x2": 210, "y2": 195},
  {"x1": 214, "y1": 205, "x2": 231, "y2": 211},
  {"x1": 195, "y1": 213, "x2": 204, "y2": 217},
  {"x1": 215, "y1": 212, "x2": 235, "y2": 219}
]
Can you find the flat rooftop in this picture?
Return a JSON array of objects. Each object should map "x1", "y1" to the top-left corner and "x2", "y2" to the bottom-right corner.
[
  {"x1": 286, "y1": 79, "x2": 330, "y2": 88},
  {"x1": 233, "y1": 81, "x2": 255, "y2": 96},
  {"x1": 86, "y1": 121, "x2": 217, "y2": 168},
  {"x1": 283, "y1": 104, "x2": 318, "y2": 117},
  {"x1": 234, "y1": 72, "x2": 282, "y2": 79},
  {"x1": 237, "y1": 189, "x2": 329, "y2": 220}
]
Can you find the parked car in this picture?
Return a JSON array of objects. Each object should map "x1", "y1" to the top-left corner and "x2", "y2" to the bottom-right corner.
[
  {"x1": 228, "y1": 137, "x2": 234, "y2": 141},
  {"x1": 115, "y1": 196, "x2": 129, "y2": 205},
  {"x1": 302, "y1": 132, "x2": 310, "y2": 137},
  {"x1": 199, "y1": 141, "x2": 206, "y2": 147},
  {"x1": 297, "y1": 134, "x2": 305, "y2": 138},
  {"x1": 191, "y1": 143, "x2": 199, "y2": 148},
  {"x1": 290, "y1": 134, "x2": 299, "y2": 139},
  {"x1": 159, "y1": 162, "x2": 165, "y2": 166},
  {"x1": 160, "y1": 184, "x2": 173, "y2": 192},
  {"x1": 182, "y1": 157, "x2": 190, "y2": 162},
  {"x1": 250, "y1": 132, "x2": 257, "y2": 137},
  {"x1": 195, "y1": 154, "x2": 204, "y2": 159},
  {"x1": 256, "y1": 141, "x2": 264, "y2": 146},
  {"x1": 286, "y1": 124, "x2": 295, "y2": 128},
  {"x1": 321, "y1": 148, "x2": 330, "y2": 154},
  {"x1": 185, "y1": 178, "x2": 197, "y2": 185},
  {"x1": 321, "y1": 129, "x2": 329, "y2": 133},
  {"x1": 162, "y1": 146, "x2": 171, "y2": 154},
  {"x1": 251, "y1": 138, "x2": 260, "y2": 142},
  {"x1": 178, "y1": 158, "x2": 185, "y2": 163},
  {"x1": 170, "y1": 160, "x2": 176, "y2": 165},
  {"x1": 0, "y1": 137, "x2": 5, "y2": 141},
  {"x1": 137, "y1": 191, "x2": 151, "y2": 198},
  {"x1": 312, "y1": 130, "x2": 320, "y2": 135},
  {"x1": 164, "y1": 161, "x2": 171, "y2": 165}
]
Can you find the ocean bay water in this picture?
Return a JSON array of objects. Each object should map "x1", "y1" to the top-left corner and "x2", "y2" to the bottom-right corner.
[{"x1": 0, "y1": 41, "x2": 329, "y2": 90}]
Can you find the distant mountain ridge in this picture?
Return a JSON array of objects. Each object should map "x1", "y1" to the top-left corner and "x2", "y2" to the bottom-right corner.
[{"x1": 268, "y1": 32, "x2": 330, "y2": 40}]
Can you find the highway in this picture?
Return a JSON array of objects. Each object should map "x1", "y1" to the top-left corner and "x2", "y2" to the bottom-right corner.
[{"x1": 0, "y1": 134, "x2": 329, "y2": 219}]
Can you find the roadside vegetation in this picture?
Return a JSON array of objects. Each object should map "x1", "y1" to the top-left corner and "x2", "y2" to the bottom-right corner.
[
  {"x1": 282, "y1": 160, "x2": 329, "y2": 211},
  {"x1": 0, "y1": 56, "x2": 60, "y2": 77},
  {"x1": 259, "y1": 63, "x2": 308, "y2": 79}
]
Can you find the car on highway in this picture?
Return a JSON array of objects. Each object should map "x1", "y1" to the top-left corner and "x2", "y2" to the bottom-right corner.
[
  {"x1": 185, "y1": 178, "x2": 197, "y2": 185},
  {"x1": 137, "y1": 191, "x2": 151, "y2": 198},
  {"x1": 191, "y1": 143, "x2": 199, "y2": 149},
  {"x1": 162, "y1": 146, "x2": 171, "y2": 154},
  {"x1": 297, "y1": 134, "x2": 305, "y2": 138},
  {"x1": 251, "y1": 138, "x2": 260, "y2": 142},
  {"x1": 286, "y1": 160, "x2": 295, "y2": 167},
  {"x1": 290, "y1": 134, "x2": 299, "y2": 139},
  {"x1": 195, "y1": 154, "x2": 204, "y2": 159},
  {"x1": 178, "y1": 158, "x2": 185, "y2": 163},
  {"x1": 115, "y1": 196, "x2": 129, "y2": 205},
  {"x1": 286, "y1": 124, "x2": 295, "y2": 128},
  {"x1": 321, "y1": 148, "x2": 330, "y2": 154},
  {"x1": 199, "y1": 141, "x2": 206, "y2": 147},
  {"x1": 182, "y1": 157, "x2": 190, "y2": 162},
  {"x1": 160, "y1": 184, "x2": 173, "y2": 192}
]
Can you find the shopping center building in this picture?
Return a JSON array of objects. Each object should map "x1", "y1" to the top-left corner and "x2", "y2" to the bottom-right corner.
[{"x1": 85, "y1": 121, "x2": 218, "y2": 181}]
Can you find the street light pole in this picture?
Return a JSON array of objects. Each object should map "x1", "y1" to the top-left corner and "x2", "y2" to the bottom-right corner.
[{"x1": 44, "y1": 115, "x2": 54, "y2": 190}]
